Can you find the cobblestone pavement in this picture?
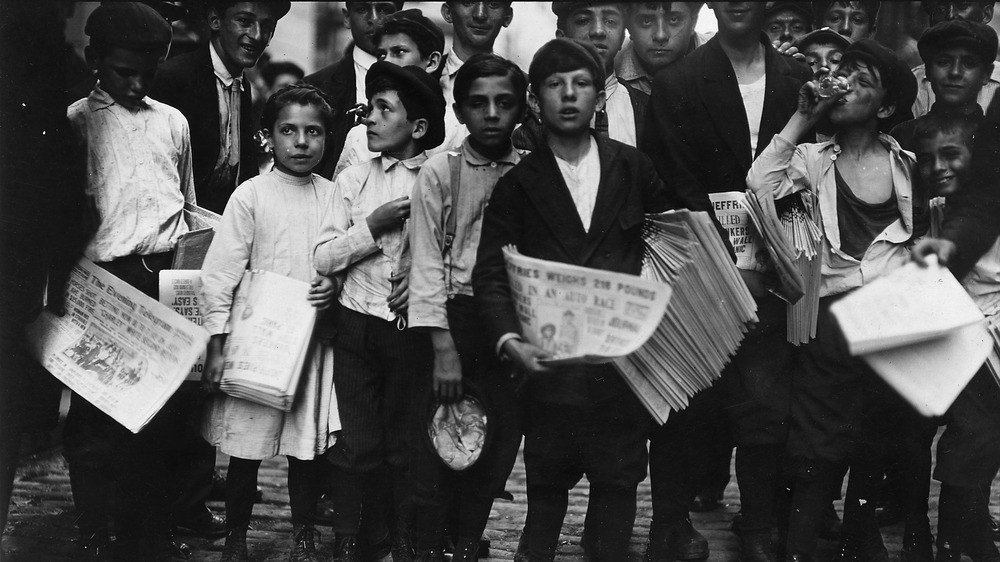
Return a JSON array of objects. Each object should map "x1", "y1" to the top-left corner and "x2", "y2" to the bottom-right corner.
[{"x1": 1, "y1": 438, "x2": 951, "y2": 561}]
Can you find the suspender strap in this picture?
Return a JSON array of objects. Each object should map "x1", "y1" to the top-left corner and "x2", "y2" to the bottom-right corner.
[{"x1": 442, "y1": 150, "x2": 463, "y2": 257}]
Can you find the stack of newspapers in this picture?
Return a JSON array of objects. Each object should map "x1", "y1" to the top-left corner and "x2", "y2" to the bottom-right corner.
[
  {"x1": 220, "y1": 270, "x2": 316, "y2": 411},
  {"x1": 614, "y1": 210, "x2": 759, "y2": 424},
  {"x1": 780, "y1": 202, "x2": 824, "y2": 345}
]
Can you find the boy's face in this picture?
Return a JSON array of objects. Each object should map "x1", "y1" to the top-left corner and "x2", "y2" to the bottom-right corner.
[
  {"x1": 557, "y1": 4, "x2": 626, "y2": 73},
  {"x1": 455, "y1": 75, "x2": 522, "y2": 149},
  {"x1": 442, "y1": 2, "x2": 513, "y2": 53},
  {"x1": 926, "y1": 1, "x2": 994, "y2": 25},
  {"x1": 708, "y1": 3, "x2": 768, "y2": 39},
  {"x1": 366, "y1": 89, "x2": 425, "y2": 153},
  {"x1": 803, "y1": 42, "x2": 845, "y2": 78},
  {"x1": 267, "y1": 103, "x2": 327, "y2": 177},
  {"x1": 627, "y1": 3, "x2": 698, "y2": 71},
  {"x1": 529, "y1": 69, "x2": 606, "y2": 138},
  {"x1": 90, "y1": 46, "x2": 163, "y2": 110},
  {"x1": 345, "y1": 2, "x2": 399, "y2": 55},
  {"x1": 209, "y1": 2, "x2": 282, "y2": 72},
  {"x1": 927, "y1": 45, "x2": 992, "y2": 108},
  {"x1": 763, "y1": 7, "x2": 811, "y2": 45},
  {"x1": 829, "y1": 62, "x2": 893, "y2": 125},
  {"x1": 916, "y1": 129, "x2": 972, "y2": 196},
  {"x1": 820, "y1": 2, "x2": 875, "y2": 42},
  {"x1": 377, "y1": 33, "x2": 439, "y2": 73}
]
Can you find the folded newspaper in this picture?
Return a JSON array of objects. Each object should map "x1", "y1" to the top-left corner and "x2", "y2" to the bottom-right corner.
[
  {"x1": 173, "y1": 203, "x2": 222, "y2": 269},
  {"x1": 830, "y1": 258, "x2": 991, "y2": 416},
  {"x1": 501, "y1": 246, "x2": 673, "y2": 366},
  {"x1": 27, "y1": 259, "x2": 209, "y2": 433},
  {"x1": 219, "y1": 270, "x2": 317, "y2": 411},
  {"x1": 159, "y1": 270, "x2": 206, "y2": 381}
]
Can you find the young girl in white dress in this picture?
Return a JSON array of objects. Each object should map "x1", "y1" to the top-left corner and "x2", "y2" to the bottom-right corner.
[{"x1": 199, "y1": 84, "x2": 341, "y2": 562}]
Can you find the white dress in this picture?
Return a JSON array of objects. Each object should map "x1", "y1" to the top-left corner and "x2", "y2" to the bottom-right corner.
[{"x1": 200, "y1": 168, "x2": 341, "y2": 460}]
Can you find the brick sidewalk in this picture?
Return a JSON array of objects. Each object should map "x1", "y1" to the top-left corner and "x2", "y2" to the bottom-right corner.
[{"x1": 1, "y1": 443, "x2": 944, "y2": 561}]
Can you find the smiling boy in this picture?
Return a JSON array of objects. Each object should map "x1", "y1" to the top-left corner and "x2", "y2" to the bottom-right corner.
[{"x1": 314, "y1": 62, "x2": 445, "y2": 562}]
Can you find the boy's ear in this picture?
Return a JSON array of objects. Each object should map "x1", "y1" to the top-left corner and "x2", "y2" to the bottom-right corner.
[
  {"x1": 411, "y1": 117, "x2": 429, "y2": 141},
  {"x1": 441, "y1": 3, "x2": 453, "y2": 24},
  {"x1": 207, "y1": 6, "x2": 223, "y2": 32},
  {"x1": 502, "y1": 5, "x2": 513, "y2": 28},
  {"x1": 527, "y1": 89, "x2": 541, "y2": 118},
  {"x1": 555, "y1": 28, "x2": 566, "y2": 38},
  {"x1": 595, "y1": 89, "x2": 607, "y2": 114},
  {"x1": 425, "y1": 51, "x2": 443, "y2": 74},
  {"x1": 985, "y1": 3, "x2": 995, "y2": 23},
  {"x1": 876, "y1": 101, "x2": 896, "y2": 121},
  {"x1": 261, "y1": 128, "x2": 274, "y2": 151},
  {"x1": 452, "y1": 102, "x2": 466, "y2": 126}
]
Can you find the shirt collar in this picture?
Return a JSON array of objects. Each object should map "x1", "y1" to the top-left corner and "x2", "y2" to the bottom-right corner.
[
  {"x1": 442, "y1": 50, "x2": 466, "y2": 79},
  {"x1": 381, "y1": 151, "x2": 428, "y2": 171},
  {"x1": 88, "y1": 81, "x2": 147, "y2": 111},
  {"x1": 604, "y1": 73, "x2": 620, "y2": 97},
  {"x1": 615, "y1": 43, "x2": 648, "y2": 84},
  {"x1": 826, "y1": 132, "x2": 909, "y2": 160},
  {"x1": 461, "y1": 138, "x2": 520, "y2": 166},
  {"x1": 928, "y1": 102, "x2": 985, "y2": 119},
  {"x1": 353, "y1": 44, "x2": 378, "y2": 72},
  {"x1": 209, "y1": 41, "x2": 239, "y2": 87}
]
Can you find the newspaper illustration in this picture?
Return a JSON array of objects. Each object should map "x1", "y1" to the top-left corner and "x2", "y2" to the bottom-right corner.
[
  {"x1": 501, "y1": 246, "x2": 672, "y2": 366},
  {"x1": 27, "y1": 259, "x2": 210, "y2": 433},
  {"x1": 709, "y1": 191, "x2": 767, "y2": 272},
  {"x1": 159, "y1": 270, "x2": 206, "y2": 381}
]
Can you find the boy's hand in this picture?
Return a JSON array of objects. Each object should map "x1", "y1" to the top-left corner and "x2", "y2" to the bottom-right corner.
[
  {"x1": 773, "y1": 39, "x2": 806, "y2": 62},
  {"x1": 307, "y1": 275, "x2": 339, "y2": 310},
  {"x1": 502, "y1": 338, "x2": 552, "y2": 376},
  {"x1": 433, "y1": 345, "x2": 463, "y2": 404},
  {"x1": 387, "y1": 271, "x2": 409, "y2": 315},
  {"x1": 912, "y1": 238, "x2": 956, "y2": 267},
  {"x1": 366, "y1": 196, "x2": 411, "y2": 237},
  {"x1": 201, "y1": 334, "x2": 227, "y2": 394}
]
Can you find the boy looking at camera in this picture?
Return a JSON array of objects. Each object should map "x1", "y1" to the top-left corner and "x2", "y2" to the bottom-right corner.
[
  {"x1": 407, "y1": 52, "x2": 527, "y2": 562},
  {"x1": 313, "y1": 62, "x2": 445, "y2": 562},
  {"x1": 616, "y1": 2, "x2": 705, "y2": 96},
  {"x1": 473, "y1": 38, "x2": 671, "y2": 562}
]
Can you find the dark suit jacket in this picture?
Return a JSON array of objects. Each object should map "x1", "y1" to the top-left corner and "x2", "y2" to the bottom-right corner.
[
  {"x1": 644, "y1": 34, "x2": 811, "y2": 252},
  {"x1": 149, "y1": 43, "x2": 256, "y2": 213},
  {"x1": 472, "y1": 136, "x2": 671, "y2": 407},
  {"x1": 303, "y1": 47, "x2": 360, "y2": 180}
]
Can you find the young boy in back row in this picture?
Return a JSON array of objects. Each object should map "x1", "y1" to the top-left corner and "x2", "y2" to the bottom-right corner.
[
  {"x1": 64, "y1": 3, "x2": 195, "y2": 559},
  {"x1": 407, "y1": 53, "x2": 528, "y2": 561},
  {"x1": 473, "y1": 38, "x2": 671, "y2": 562}
]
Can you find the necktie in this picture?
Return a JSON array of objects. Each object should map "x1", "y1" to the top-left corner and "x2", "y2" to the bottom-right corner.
[
  {"x1": 594, "y1": 109, "x2": 610, "y2": 140},
  {"x1": 227, "y1": 77, "x2": 242, "y2": 167}
]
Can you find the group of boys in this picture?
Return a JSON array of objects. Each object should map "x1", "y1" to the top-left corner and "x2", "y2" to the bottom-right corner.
[{"x1": 8, "y1": 1, "x2": 1000, "y2": 562}]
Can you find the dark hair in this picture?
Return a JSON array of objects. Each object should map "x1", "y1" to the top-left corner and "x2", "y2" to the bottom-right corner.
[
  {"x1": 921, "y1": 1, "x2": 994, "y2": 16},
  {"x1": 528, "y1": 38, "x2": 605, "y2": 96},
  {"x1": 367, "y1": 75, "x2": 438, "y2": 151},
  {"x1": 912, "y1": 113, "x2": 978, "y2": 148},
  {"x1": 555, "y1": 3, "x2": 626, "y2": 32},
  {"x1": 838, "y1": 58, "x2": 914, "y2": 130},
  {"x1": 261, "y1": 61, "x2": 305, "y2": 88},
  {"x1": 812, "y1": 1, "x2": 881, "y2": 29},
  {"x1": 260, "y1": 84, "x2": 335, "y2": 135},
  {"x1": 625, "y1": 2, "x2": 704, "y2": 17},
  {"x1": 373, "y1": 19, "x2": 442, "y2": 63},
  {"x1": 453, "y1": 53, "x2": 527, "y2": 109}
]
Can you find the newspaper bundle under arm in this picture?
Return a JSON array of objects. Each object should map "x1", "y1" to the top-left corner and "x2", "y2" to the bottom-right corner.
[
  {"x1": 27, "y1": 259, "x2": 210, "y2": 433},
  {"x1": 500, "y1": 246, "x2": 672, "y2": 366},
  {"x1": 830, "y1": 258, "x2": 991, "y2": 417}
]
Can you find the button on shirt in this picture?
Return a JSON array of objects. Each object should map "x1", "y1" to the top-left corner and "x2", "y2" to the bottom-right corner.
[
  {"x1": 409, "y1": 139, "x2": 521, "y2": 330},
  {"x1": 747, "y1": 133, "x2": 916, "y2": 298},
  {"x1": 314, "y1": 153, "x2": 428, "y2": 321},
  {"x1": 68, "y1": 83, "x2": 196, "y2": 263}
]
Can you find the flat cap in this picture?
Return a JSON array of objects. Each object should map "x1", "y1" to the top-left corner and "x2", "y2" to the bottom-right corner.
[
  {"x1": 378, "y1": 8, "x2": 445, "y2": 54},
  {"x1": 765, "y1": 1, "x2": 813, "y2": 20},
  {"x1": 841, "y1": 38, "x2": 918, "y2": 118},
  {"x1": 795, "y1": 26, "x2": 852, "y2": 51},
  {"x1": 918, "y1": 19, "x2": 999, "y2": 66},
  {"x1": 366, "y1": 62, "x2": 446, "y2": 149},
  {"x1": 86, "y1": 2, "x2": 172, "y2": 51}
]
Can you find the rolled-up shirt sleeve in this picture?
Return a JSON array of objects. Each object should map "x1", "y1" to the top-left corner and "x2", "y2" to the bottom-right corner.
[
  {"x1": 407, "y1": 165, "x2": 450, "y2": 330},
  {"x1": 313, "y1": 172, "x2": 380, "y2": 276},
  {"x1": 746, "y1": 133, "x2": 811, "y2": 199}
]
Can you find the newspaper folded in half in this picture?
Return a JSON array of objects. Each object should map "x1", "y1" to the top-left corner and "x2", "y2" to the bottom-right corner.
[
  {"x1": 159, "y1": 270, "x2": 206, "y2": 381},
  {"x1": 500, "y1": 246, "x2": 672, "y2": 366},
  {"x1": 830, "y1": 258, "x2": 991, "y2": 416},
  {"x1": 173, "y1": 203, "x2": 222, "y2": 269},
  {"x1": 27, "y1": 259, "x2": 210, "y2": 433},
  {"x1": 219, "y1": 270, "x2": 317, "y2": 411}
]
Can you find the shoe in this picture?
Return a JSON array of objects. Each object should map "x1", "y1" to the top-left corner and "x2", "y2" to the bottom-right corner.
[
  {"x1": 220, "y1": 530, "x2": 249, "y2": 562},
  {"x1": 76, "y1": 531, "x2": 114, "y2": 561},
  {"x1": 479, "y1": 536, "x2": 491, "y2": 558},
  {"x1": 174, "y1": 506, "x2": 227, "y2": 538},
  {"x1": 831, "y1": 532, "x2": 888, "y2": 562},
  {"x1": 900, "y1": 528, "x2": 934, "y2": 562},
  {"x1": 335, "y1": 534, "x2": 362, "y2": 562},
  {"x1": 674, "y1": 519, "x2": 710, "y2": 560},
  {"x1": 289, "y1": 525, "x2": 321, "y2": 562},
  {"x1": 391, "y1": 532, "x2": 414, "y2": 562},
  {"x1": 739, "y1": 530, "x2": 777, "y2": 562},
  {"x1": 413, "y1": 548, "x2": 445, "y2": 562},
  {"x1": 452, "y1": 536, "x2": 480, "y2": 562}
]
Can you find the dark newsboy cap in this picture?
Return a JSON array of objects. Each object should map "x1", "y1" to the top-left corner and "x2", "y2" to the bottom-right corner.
[
  {"x1": 841, "y1": 38, "x2": 918, "y2": 115},
  {"x1": 918, "y1": 19, "x2": 999, "y2": 67},
  {"x1": 86, "y1": 2, "x2": 172, "y2": 52},
  {"x1": 379, "y1": 8, "x2": 446, "y2": 54},
  {"x1": 365, "y1": 62, "x2": 446, "y2": 149}
]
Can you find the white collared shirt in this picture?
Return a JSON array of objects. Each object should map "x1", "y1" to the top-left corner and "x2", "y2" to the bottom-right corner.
[
  {"x1": 314, "y1": 152, "x2": 428, "y2": 320},
  {"x1": 353, "y1": 45, "x2": 378, "y2": 106},
  {"x1": 210, "y1": 41, "x2": 242, "y2": 172},
  {"x1": 435, "y1": 50, "x2": 472, "y2": 155},
  {"x1": 68, "y1": 83, "x2": 196, "y2": 263},
  {"x1": 600, "y1": 75, "x2": 636, "y2": 147},
  {"x1": 554, "y1": 136, "x2": 601, "y2": 232}
]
